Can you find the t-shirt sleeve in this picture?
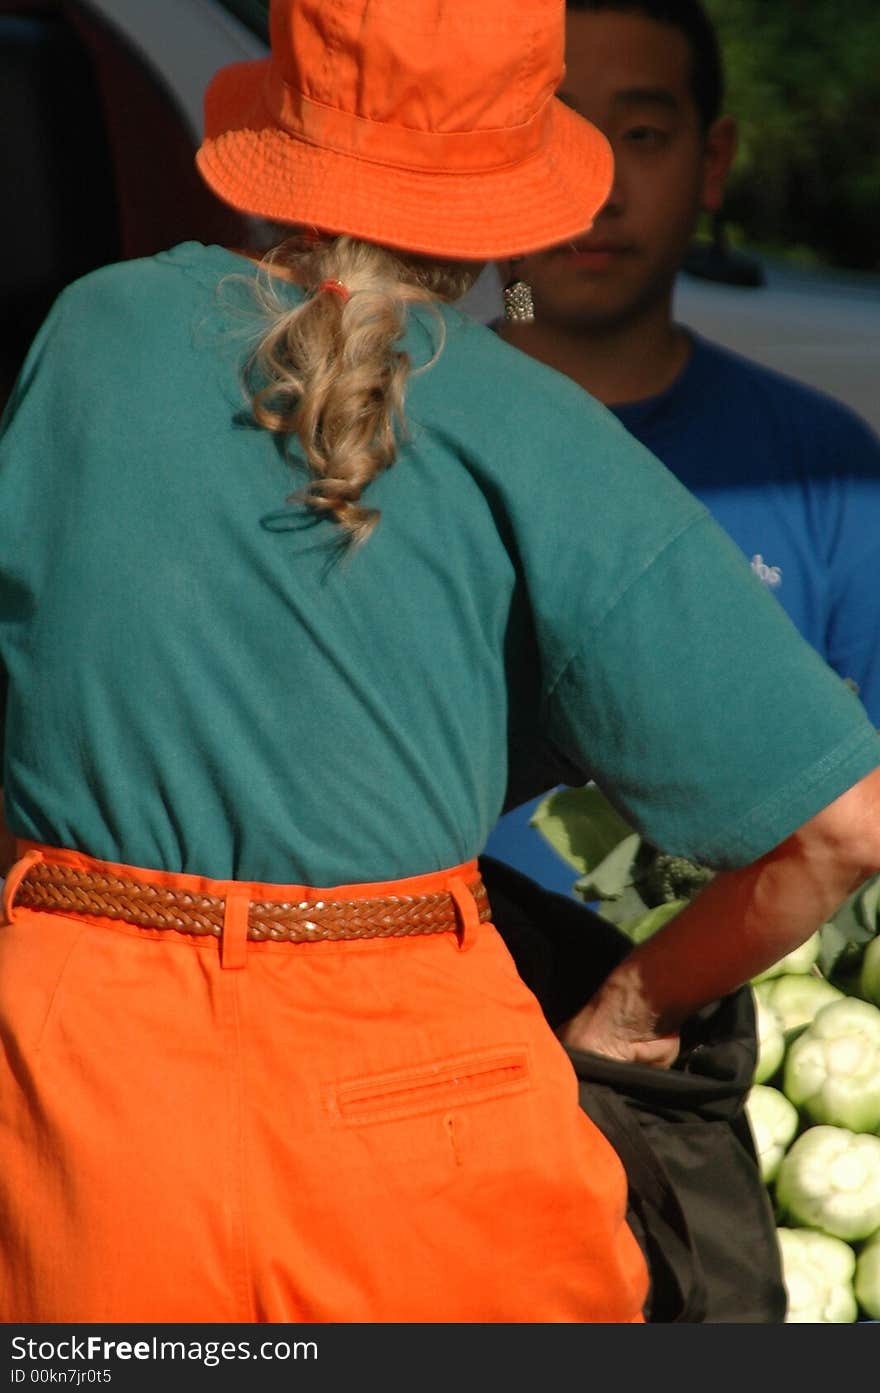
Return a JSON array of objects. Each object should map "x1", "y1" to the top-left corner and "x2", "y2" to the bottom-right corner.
[
  {"x1": 543, "y1": 510, "x2": 880, "y2": 869},
  {"x1": 822, "y1": 412, "x2": 880, "y2": 728},
  {"x1": 460, "y1": 351, "x2": 880, "y2": 866}
]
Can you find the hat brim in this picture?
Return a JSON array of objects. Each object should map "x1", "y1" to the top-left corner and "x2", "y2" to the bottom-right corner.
[{"x1": 196, "y1": 60, "x2": 614, "y2": 262}]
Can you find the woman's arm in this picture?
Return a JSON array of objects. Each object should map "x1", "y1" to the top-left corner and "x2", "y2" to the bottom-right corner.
[{"x1": 559, "y1": 765, "x2": 880, "y2": 1066}]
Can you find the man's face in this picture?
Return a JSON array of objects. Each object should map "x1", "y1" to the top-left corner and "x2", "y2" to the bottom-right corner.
[{"x1": 510, "y1": 9, "x2": 732, "y2": 332}]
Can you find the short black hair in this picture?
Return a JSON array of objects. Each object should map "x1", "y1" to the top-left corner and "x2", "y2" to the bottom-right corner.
[{"x1": 566, "y1": 1, "x2": 724, "y2": 129}]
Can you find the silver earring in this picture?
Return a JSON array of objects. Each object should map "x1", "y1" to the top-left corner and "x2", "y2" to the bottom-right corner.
[{"x1": 502, "y1": 277, "x2": 535, "y2": 323}]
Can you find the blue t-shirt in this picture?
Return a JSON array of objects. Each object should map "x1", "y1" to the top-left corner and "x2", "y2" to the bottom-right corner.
[{"x1": 484, "y1": 333, "x2": 880, "y2": 895}]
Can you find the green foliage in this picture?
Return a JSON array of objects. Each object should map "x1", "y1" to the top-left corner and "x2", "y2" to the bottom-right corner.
[
  {"x1": 819, "y1": 876, "x2": 880, "y2": 981},
  {"x1": 705, "y1": 0, "x2": 880, "y2": 270},
  {"x1": 619, "y1": 897, "x2": 690, "y2": 945},
  {"x1": 530, "y1": 784, "x2": 709, "y2": 943},
  {"x1": 635, "y1": 852, "x2": 714, "y2": 907},
  {"x1": 530, "y1": 785, "x2": 635, "y2": 880},
  {"x1": 530, "y1": 783, "x2": 880, "y2": 963}
]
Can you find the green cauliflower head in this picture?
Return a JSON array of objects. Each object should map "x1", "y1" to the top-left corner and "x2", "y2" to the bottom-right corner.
[
  {"x1": 855, "y1": 1231, "x2": 880, "y2": 1321},
  {"x1": 777, "y1": 1227, "x2": 858, "y2": 1323},
  {"x1": 754, "y1": 974, "x2": 843, "y2": 1042},
  {"x1": 752, "y1": 931, "x2": 822, "y2": 984},
  {"x1": 746, "y1": 1085, "x2": 799, "y2": 1184},
  {"x1": 775, "y1": 1125, "x2": 880, "y2": 1242},
  {"x1": 783, "y1": 996, "x2": 880, "y2": 1133},
  {"x1": 753, "y1": 993, "x2": 786, "y2": 1084}
]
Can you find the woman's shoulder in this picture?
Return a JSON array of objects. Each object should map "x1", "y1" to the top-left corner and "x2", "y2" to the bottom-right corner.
[
  {"x1": 53, "y1": 242, "x2": 230, "y2": 318},
  {"x1": 21, "y1": 243, "x2": 248, "y2": 388},
  {"x1": 426, "y1": 304, "x2": 612, "y2": 433},
  {"x1": 412, "y1": 304, "x2": 704, "y2": 518}
]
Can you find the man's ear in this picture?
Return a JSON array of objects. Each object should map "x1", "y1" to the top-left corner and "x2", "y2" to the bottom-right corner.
[{"x1": 701, "y1": 115, "x2": 737, "y2": 213}]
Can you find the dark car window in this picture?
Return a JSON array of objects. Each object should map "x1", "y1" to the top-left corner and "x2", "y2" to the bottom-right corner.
[
  {"x1": 218, "y1": 1, "x2": 268, "y2": 40},
  {"x1": 0, "y1": 0, "x2": 257, "y2": 413}
]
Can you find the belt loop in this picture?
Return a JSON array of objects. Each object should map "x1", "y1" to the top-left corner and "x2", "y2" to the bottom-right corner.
[
  {"x1": 221, "y1": 887, "x2": 250, "y2": 970},
  {"x1": 449, "y1": 877, "x2": 480, "y2": 952},
  {"x1": 2, "y1": 849, "x2": 44, "y2": 924}
]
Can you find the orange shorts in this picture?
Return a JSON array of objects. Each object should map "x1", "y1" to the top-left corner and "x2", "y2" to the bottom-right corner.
[{"x1": 0, "y1": 843, "x2": 647, "y2": 1323}]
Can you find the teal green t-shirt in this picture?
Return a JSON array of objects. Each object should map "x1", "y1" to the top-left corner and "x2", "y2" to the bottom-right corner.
[{"x1": 0, "y1": 243, "x2": 876, "y2": 884}]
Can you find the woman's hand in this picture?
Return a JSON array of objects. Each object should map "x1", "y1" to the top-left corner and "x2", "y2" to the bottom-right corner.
[
  {"x1": 555, "y1": 973, "x2": 680, "y2": 1068},
  {"x1": 556, "y1": 766, "x2": 880, "y2": 1072}
]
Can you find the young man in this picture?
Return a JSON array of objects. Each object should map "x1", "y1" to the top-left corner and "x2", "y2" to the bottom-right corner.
[{"x1": 484, "y1": 0, "x2": 880, "y2": 895}]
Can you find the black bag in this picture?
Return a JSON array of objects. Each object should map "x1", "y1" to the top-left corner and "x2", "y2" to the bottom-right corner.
[{"x1": 480, "y1": 854, "x2": 787, "y2": 1324}]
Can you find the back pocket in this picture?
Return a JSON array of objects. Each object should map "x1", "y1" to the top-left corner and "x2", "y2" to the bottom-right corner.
[{"x1": 327, "y1": 1047, "x2": 531, "y2": 1127}]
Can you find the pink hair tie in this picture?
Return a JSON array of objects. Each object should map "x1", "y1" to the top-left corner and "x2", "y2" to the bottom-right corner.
[{"x1": 317, "y1": 278, "x2": 351, "y2": 303}]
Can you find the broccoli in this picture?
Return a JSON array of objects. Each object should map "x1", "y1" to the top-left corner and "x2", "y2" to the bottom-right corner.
[{"x1": 635, "y1": 851, "x2": 714, "y2": 907}]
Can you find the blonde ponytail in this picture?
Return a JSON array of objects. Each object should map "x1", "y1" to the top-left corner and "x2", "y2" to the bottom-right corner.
[{"x1": 245, "y1": 234, "x2": 479, "y2": 544}]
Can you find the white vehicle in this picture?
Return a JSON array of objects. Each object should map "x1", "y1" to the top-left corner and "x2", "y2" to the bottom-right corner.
[{"x1": 2, "y1": 0, "x2": 878, "y2": 431}]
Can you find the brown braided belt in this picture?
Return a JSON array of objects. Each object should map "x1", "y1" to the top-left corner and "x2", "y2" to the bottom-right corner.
[{"x1": 14, "y1": 860, "x2": 491, "y2": 943}]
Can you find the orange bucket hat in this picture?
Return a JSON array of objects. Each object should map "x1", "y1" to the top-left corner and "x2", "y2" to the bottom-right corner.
[{"x1": 196, "y1": 0, "x2": 614, "y2": 261}]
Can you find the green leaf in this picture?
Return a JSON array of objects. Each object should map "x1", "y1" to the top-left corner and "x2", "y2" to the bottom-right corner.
[
  {"x1": 827, "y1": 939, "x2": 868, "y2": 996},
  {"x1": 619, "y1": 898, "x2": 689, "y2": 945},
  {"x1": 591, "y1": 885, "x2": 650, "y2": 926},
  {"x1": 571, "y1": 832, "x2": 641, "y2": 902},
  {"x1": 819, "y1": 884, "x2": 878, "y2": 977},
  {"x1": 820, "y1": 922, "x2": 857, "y2": 979},
  {"x1": 857, "y1": 874, "x2": 880, "y2": 935},
  {"x1": 530, "y1": 785, "x2": 636, "y2": 875},
  {"x1": 858, "y1": 936, "x2": 880, "y2": 1010}
]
